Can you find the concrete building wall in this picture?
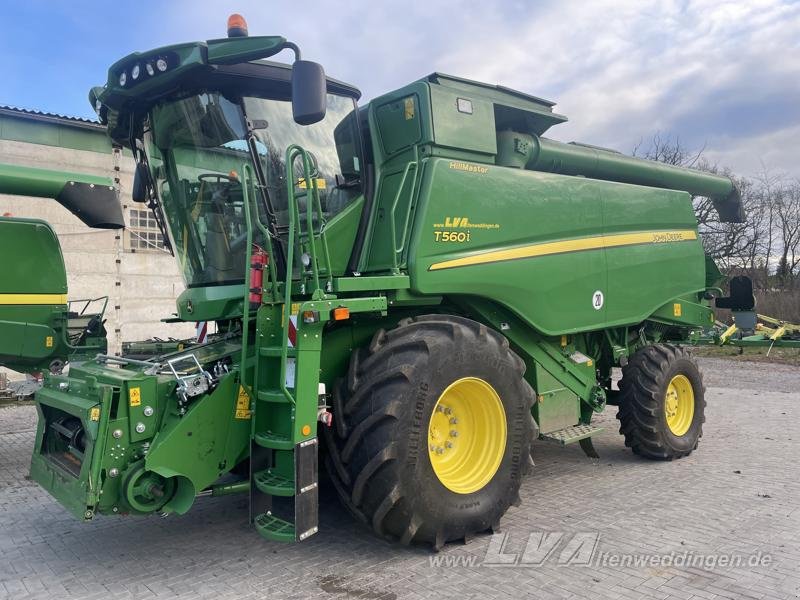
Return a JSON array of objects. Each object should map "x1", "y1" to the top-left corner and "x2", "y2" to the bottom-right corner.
[{"x1": 0, "y1": 113, "x2": 195, "y2": 355}]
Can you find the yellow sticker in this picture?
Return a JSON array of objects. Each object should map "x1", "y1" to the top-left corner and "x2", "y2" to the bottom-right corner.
[
  {"x1": 673, "y1": 303, "x2": 682, "y2": 317},
  {"x1": 297, "y1": 177, "x2": 326, "y2": 190},
  {"x1": 45, "y1": 336, "x2": 54, "y2": 348},
  {"x1": 89, "y1": 407, "x2": 100, "y2": 422},
  {"x1": 404, "y1": 97, "x2": 415, "y2": 120},
  {"x1": 448, "y1": 161, "x2": 489, "y2": 174},
  {"x1": 235, "y1": 386, "x2": 251, "y2": 419},
  {"x1": 129, "y1": 387, "x2": 141, "y2": 407},
  {"x1": 290, "y1": 303, "x2": 301, "y2": 316}
]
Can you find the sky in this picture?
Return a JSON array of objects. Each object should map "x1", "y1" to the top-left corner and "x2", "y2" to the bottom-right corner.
[{"x1": 1, "y1": 0, "x2": 799, "y2": 179}]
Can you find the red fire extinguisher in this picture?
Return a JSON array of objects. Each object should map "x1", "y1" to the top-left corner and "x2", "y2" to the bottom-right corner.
[{"x1": 249, "y1": 245, "x2": 268, "y2": 309}]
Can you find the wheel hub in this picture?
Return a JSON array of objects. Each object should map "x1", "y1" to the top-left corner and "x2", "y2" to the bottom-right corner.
[
  {"x1": 427, "y1": 377, "x2": 506, "y2": 494},
  {"x1": 665, "y1": 374, "x2": 695, "y2": 436}
]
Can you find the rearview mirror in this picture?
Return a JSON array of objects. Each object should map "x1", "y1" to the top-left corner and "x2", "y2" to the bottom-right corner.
[
  {"x1": 132, "y1": 162, "x2": 149, "y2": 203},
  {"x1": 292, "y1": 61, "x2": 326, "y2": 125}
]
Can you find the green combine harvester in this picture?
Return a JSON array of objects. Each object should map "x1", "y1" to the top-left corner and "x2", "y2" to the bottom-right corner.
[
  {"x1": 0, "y1": 163, "x2": 124, "y2": 385},
  {"x1": 26, "y1": 15, "x2": 755, "y2": 548}
]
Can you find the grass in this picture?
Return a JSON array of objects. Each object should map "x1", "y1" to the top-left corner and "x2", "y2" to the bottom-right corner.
[{"x1": 692, "y1": 344, "x2": 800, "y2": 366}]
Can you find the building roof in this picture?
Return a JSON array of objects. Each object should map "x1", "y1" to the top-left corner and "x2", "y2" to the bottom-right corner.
[{"x1": 0, "y1": 104, "x2": 103, "y2": 131}]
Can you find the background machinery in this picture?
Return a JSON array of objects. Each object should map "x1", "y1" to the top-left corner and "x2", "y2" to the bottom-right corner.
[
  {"x1": 26, "y1": 15, "x2": 751, "y2": 548},
  {"x1": 0, "y1": 163, "x2": 123, "y2": 398}
]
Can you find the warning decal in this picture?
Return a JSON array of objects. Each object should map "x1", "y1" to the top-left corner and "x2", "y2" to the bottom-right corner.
[
  {"x1": 235, "y1": 386, "x2": 251, "y2": 419},
  {"x1": 129, "y1": 387, "x2": 141, "y2": 407}
]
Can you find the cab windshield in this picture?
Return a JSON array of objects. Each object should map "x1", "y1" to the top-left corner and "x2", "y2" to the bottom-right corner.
[{"x1": 144, "y1": 90, "x2": 360, "y2": 287}]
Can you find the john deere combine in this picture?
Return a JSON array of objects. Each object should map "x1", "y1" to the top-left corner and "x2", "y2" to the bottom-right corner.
[
  {"x1": 0, "y1": 163, "x2": 123, "y2": 380},
  {"x1": 28, "y1": 15, "x2": 749, "y2": 548}
]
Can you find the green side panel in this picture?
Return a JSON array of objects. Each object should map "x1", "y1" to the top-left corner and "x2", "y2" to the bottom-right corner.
[
  {"x1": 323, "y1": 194, "x2": 364, "y2": 275},
  {"x1": 29, "y1": 382, "x2": 109, "y2": 520},
  {"x1": 531, "y1": 364, "x2": 580, "y2": 434},
  {"x1": 408, "y1": 159, "x2": 706, "y2": 335},
  {"x1": 602, "y1": 188, "x2": 706, "y2": 325},
  {"x1": 408, "y1": 159, "x2": 605, "y2": 334},
  {"x1": 359, "y1": 81, "x2": 432, "y2": 272},
  {"x1": 429, "y1": 84, "x2": 496, "y2": 156},
  {"x1": 175, "y1": 283, "x2": 245, "y2": 321},
  {"x1": 375, "y1": 94, "x2": 422, "y2": 155},
  {"x1": 0, "y1": 218, "x2": 67, "y2": 293},
  {"x1": 0, "y1": 219, "x2": 68, "y2": 371},
  {"x1": 365, "y1": 166, "x2": 417, "y2": 270},
  {"x1": 146, "y1": 373, "x2": 250, "y2": 499},
  {"x1": 0, "y1": 315, "x2": 57, "y2": 357}
]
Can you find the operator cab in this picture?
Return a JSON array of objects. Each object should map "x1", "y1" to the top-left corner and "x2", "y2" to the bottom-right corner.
[
  {"x1": 92, "y1": 21, "x2": 365, "y2": 292},
  {"x1": 143, "y1": 85, "x2": 361, "y2": 287}
]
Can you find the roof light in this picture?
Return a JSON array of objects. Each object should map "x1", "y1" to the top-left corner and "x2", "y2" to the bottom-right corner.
[
  {"x1": 156, "y1": 57, "x2": 168, "y2": 72},
  {"x1": 227, "y1": 13, "x2": 248, "y2": 37},
  {"x1": 131, "y1": 64, "x2": 141, "y2": 80},
  {"x1": 118, "y1": 71, "x2": 127, "y2": 86},
  {"x1": 145, "y1": 62, "x2": 155, "y2": 76}
]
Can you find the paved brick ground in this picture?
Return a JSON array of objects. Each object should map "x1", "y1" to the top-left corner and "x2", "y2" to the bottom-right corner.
[{"x1": 1, "y1": 357, "x2": 798, "y2": 600}]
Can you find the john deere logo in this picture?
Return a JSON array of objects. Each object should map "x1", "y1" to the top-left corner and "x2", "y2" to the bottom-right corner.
[{"x1": 592, "y1": 291, "x2": 604, "y2": 310}]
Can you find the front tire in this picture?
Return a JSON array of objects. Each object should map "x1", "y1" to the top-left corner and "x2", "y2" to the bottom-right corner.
[
  {"x1": 324, "y1": 315, "x2": 536, "y2": 549},
  {"x1": 616, "y1": 344, "x2": 706, "y2": 460}
]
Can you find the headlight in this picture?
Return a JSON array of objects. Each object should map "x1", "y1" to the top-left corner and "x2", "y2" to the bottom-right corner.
[
  {"x1": 119, "y1": 71, "x2": 127, "y2": 86},
  {"x1": 145, "y1": 62, "x2": 154, "y2": 76},
  {"x1": 131, "y1": 64, "x2": 141, "y2": 80},
  {"x1": 156, "y1": 58, "x2": 168, "y2": 72}
]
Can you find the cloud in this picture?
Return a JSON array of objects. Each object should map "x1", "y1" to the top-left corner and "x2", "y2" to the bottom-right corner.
[{"x1": 169, "y1": 0, "x2": 800, "y2": 178}]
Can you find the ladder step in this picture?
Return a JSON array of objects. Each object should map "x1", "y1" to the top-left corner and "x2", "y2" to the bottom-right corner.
[
  {"x1": 254, "y1": 468, "x2": 295, "y2": 496},
  {"x1": 257, "y1": 389, "x2": 292, "y2": 403},
  {"x1": 254, "y1": 512, "x2": 295, "y2": 543},
  {"x1": 253, "y1": 430, "x2": 294, "y2": 450},
  {"x1": 260, "y1": 346, "x2": 297, "y2": 358},
  {"x1": 540, "y1": 424, "x2": 604, "y2": 445}
]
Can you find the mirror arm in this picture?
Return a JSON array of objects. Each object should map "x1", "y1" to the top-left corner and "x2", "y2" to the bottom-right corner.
[
  {"x1": 282, "y1": 41, "x2": 301, "y2": 61},
  {"x1": 129, "y1": 133, "x2": 175, "y2": 256}
]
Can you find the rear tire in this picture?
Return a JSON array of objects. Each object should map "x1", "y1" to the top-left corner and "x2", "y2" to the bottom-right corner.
[
  {"x1": 616, "y1": 344, "x2": 705, "y2": 460},
  {"x1": 324, "y1": 315, "x2": 536, "y2": 549}
]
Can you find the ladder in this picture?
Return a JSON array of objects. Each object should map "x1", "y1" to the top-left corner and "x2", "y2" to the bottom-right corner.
[{"x1": 239, "y1": 147, "x2": 332, "y2": 542}]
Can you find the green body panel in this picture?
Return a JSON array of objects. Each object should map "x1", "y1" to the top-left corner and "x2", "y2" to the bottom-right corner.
[
  {"x1": 146, "y1": 373, "x2": 251, "y2": 495},
  {"x1": 0, "y1": 218, "x2": 68, "y2": 371},
  {"x1": 0, "y1": 218, "x2": 67, "y2": 294},
  {"x1": 531, "y1": 364, "x2": 580, "y2": 435},
  {"x1": 406, "y1": 158, "x2": 708, "y2": 335},
  {"x1": 29, "y1": 376, "x2": 112, "y2": 519}
]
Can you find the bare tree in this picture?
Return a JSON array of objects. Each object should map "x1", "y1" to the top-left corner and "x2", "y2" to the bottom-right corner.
[{"x1": 775, "y1": 181, "x2": 800, "y2": 288}]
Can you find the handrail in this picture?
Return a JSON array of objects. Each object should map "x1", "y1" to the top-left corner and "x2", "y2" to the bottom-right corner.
[
  {"x1": 285, "y1": 145, "x2": 332, "y2": 295},
  {"x1": 62, "y1": 295, "x2": 110, "y2": 352},
  {"x1": 388, "y1": 160, "x2": 418, "y2": 272},
  {"x1": 238, "y1": 164, "x2": 257, "y2": 402},
  {"x1": 240, "y1": 147, "x2": 331, "y2": 408},
  {"x1": 242, "y1": 165, "x2": 278, "y2": 300},
  {"x1": 68, "y1": 296, "x2": 109, "y2": 317}
]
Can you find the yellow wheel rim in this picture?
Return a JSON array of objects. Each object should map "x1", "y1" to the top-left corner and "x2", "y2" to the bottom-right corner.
[
  {"x1": 665, "y1": 374, "x2": 695, "y2": 436},
  {"x1": 427, "y1": 377, "x2": 507, "y2": 494}
]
